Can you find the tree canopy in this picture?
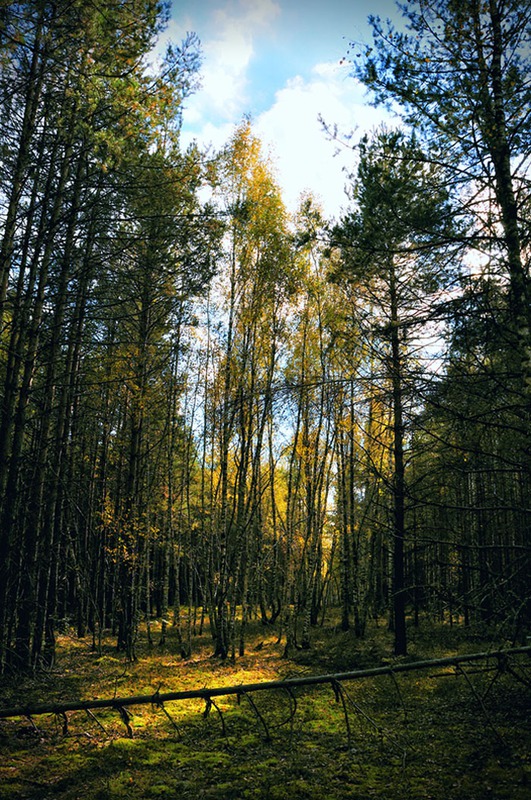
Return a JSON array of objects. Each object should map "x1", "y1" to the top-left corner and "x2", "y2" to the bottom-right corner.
[{"x1": 0, "y1": 0, "x2": 528, "y2": 674}]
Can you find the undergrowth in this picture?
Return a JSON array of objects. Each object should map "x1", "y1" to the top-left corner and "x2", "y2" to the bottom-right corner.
[{"x1": 0, "y1": 614, "x2": 529, "y2": 799}]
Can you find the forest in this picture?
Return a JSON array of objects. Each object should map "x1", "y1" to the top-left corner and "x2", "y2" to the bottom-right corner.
[
  {"x1": 0, "y1": 0, "x2": 531, "y2": 800},
  {"x1": 0, "y1": 0, "x2": 528, "y2": 669},
  {"x1": 0, "y1": 1, "x2": 529, "y2": 796}
]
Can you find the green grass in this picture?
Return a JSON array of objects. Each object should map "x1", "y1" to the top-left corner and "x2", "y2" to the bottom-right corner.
[{"x1": 0, "y1": 615, "x2": 529, "y2": 799}]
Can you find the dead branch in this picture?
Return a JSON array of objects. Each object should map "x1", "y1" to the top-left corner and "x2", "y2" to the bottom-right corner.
[
  {"x1": 456, "y1": 665, "x2": 505, "y2": 747},
  {"x1": 239, "y1": 691, "x2": 271, "y2": 742},
  {"x1": 330, "y1": 679, "x2": 352, "y2": 750},
  {"x1": 0, "y1": 646, "x2": 528, "y2": 721},
  {"x1": 156, "y1": 701, "x2": 182, "y2": 737},
  {"x1": 114, "y1": 704, "x2": 133, "y2": 738},
  {"x1": 85, "y1": 707, "x2": 106, "y2": 733}
]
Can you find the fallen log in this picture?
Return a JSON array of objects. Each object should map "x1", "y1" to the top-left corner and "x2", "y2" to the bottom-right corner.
[{"x1": 0, "y1": 645, "x2": 529, "y2": 720}]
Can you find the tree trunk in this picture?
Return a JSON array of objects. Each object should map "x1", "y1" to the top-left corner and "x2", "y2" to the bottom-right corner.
[{"x1": 389, "y1": 262, "x2": 407, "y2": 657}]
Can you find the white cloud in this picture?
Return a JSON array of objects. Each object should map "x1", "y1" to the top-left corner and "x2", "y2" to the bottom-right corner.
[
  {"x1": 173, "y1": 1, "x2": 392, "y2": 220},
  {"x1": 179, "y1": 0, "x2": 281, "y2": 123},
  {"x1": 182, "y1": 60, "x2": 390, "y2": 220},
  {"x1": 255, "y1": 62, "x2": 389, "y2": 219},
  {"x1": 236, "y1": 0, "x2": 280, "y2": 28},
  {"x1": 185, "y1": 120, "x2": 235, "y2": 154}
]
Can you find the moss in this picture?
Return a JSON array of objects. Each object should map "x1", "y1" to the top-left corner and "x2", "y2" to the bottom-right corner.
[
  {"x1": 106, "y1": 770, "x2": 134, "y2": 796},
  {"x1": 146, "y1": 785, "x2": 175, "y2": 798},
  {"x1": 0, "y1": 621, "x2": 529, "y2": 800}
]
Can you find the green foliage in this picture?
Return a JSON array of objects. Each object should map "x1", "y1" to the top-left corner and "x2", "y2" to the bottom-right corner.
[
  {"x1": 0, "y1": 0, "x2": 215, "y2": 672},
  {"x1": 0, "y1": 0, "x2": 528, "y2": 743},
  {"x1": 354, "y1": 0, "x2": 531, "y2": 162},
  {"x1": 350, "y1": 0, "x2": 531, "y2": 411}
]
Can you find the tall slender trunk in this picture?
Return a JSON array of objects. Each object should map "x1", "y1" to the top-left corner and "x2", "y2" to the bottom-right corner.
[
  {"x1": 389, "y1": 262, "x2": 407, "y2": 656},
  {"x1": 2, "y1": 132, "x2": 74, "y2": 670},
  {"x1": 0, "y1": 8, "x2": 45, "y2": 329},
  {"x1": 472, "y1": 0, "x2": 530, "y2": 419}
]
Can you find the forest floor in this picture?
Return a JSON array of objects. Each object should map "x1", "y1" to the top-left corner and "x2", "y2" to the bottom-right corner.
[{"x1": 0, "y1": 614, "x2": 529, "y2": 800}]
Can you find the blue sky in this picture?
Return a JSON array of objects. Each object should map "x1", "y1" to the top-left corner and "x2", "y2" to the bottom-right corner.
[{"x1": 165, "y1": 0, "x2": 401, "y2": 218}]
